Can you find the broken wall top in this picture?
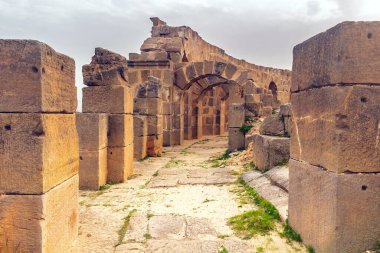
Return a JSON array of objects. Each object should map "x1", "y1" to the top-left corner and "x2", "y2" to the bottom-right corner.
[{"x1": 292, "y1": 21, "x2": 380, "y2": 92}]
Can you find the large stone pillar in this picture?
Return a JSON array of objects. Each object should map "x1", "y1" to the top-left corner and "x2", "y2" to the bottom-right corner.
[
  {"x1": 133, "y1": 77, "x2": 163, "y2": 157},
  {"x1": 82, "y1": 48, "x2": 134, "y2": 183},
  {"x1": 289, "y1": 22, "x2": 380, "y2": 253},
  {"x1": 228, "y1": 103, "x2": 245, "y2": 151},
  {"x1": 0, "y1": 40, "x2": 79, "y2": 252}
]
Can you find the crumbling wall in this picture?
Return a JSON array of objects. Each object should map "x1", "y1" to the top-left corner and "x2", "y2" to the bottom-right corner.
[
  {"x1": 288, "y1": 21, "x2": 380, "y2": 253},
  {"x1": 80, "y1": 48, "x2": 134, "y2": 185},
  {"x1": 0, "y1": 40, "x2": 79, "y2": 252}
]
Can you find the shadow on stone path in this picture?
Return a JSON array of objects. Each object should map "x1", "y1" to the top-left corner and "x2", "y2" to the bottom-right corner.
[{"x1": 79, "y1": 135, "x2": 306, "y2": 253}]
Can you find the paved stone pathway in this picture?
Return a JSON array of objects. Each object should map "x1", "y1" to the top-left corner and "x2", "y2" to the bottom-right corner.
[{"x1": 78, "y1": 135, "x2": 306, "y2": 253}]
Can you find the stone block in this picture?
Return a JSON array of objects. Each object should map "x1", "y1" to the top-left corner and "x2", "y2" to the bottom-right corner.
[
  {"x1": 133, "y1": 115, "x2": 147, "y2": 137},
  {"x1": 107, "y1": 144, "x2": 134, "y2": 182},
  {"x1": 0, "y1": 40, "x2": 77, "y2": 113},
  {"x1": 279, "y1": 103, "x2": 291, "y2": 117},
  {"x1": 245, "y1": 102, "x2": 263, "y2": 117},
  {"x1": 292, "y1": 21, "x2": 380, "y2": 92},
  {"x1": 133, "y1": 98, "x2": 163, "y2": 115},
  {"x1": 79, "y1": 148, "x2": 107, "y2": 190},
  {"x1": 134, "y1": 136, "x2": 147, "y2": 160},
  {"x1": 171, "y1": 129, "x2": 184, "y2": 146},
  {"x1": 245, "y1": 94, "x2": 261, "y2": 103},
  {"x1": 108, "y1": 114, "x2": 133, "y2": 147},
  {"x1": 147, "y1": 115, "x2": 163, "y2": 135},
  {"x1": 261, "y1": 94, "x2": 273, "y2": 106},
  {"x1": 228, "y1": 128, "x2": 245, "y2": 151},
  {"x1": 259, "y1": 115, "x2": 286, "y2": 136},
  {"x1": 262, "y1": 106, "x2": 272, "y2": 116},
  {"x1": 82, "y1": 64, "x2": 128, "y2": 86},
  {"x1": 163, "y1": 130, "x2": 174, "y2": 147},
  {"x1": 291, "y1": 85, "x2": 380, "y2": 173},
  {"x1": 251, "y1": 134, "x2": 290, "y2": 171},
  {"x1": 0, "y1": 175, "x2": 79, "y2": 253},
  {"x1": 82, "y1": 85, "x2": 133, "y2": 114},
  {"x1": 147, "y1": 134, "x2": 163, "y2": 156},
  {"x1": 288, "y1": 159, "x2": 380, "y2": 253},
  {"x1": 76, "y1": 113, "x2": 108, "y2": 151},
  {"x1": 0, "y1": 113, "x2": 78, "y2": 194},
  {"x1": 228, "y1": 103, "x2": 245, "y2": 128},
  {"x1": 162, "y1": 102, "x2": 172, "y2": 115}
]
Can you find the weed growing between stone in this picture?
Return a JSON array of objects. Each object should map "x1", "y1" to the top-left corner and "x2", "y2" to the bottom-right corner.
[
  {"x1": 307, "y1": 245, "x2": 316, "y2": 253},
  {"x1": 218, "y1": 245, "x2": 229, "y2": 253},
  {"x1": 116, "y1": 209, "x2": 137, "y2": 246},
  {"x1": 164, "y1": 158, "x2": 187, "y2": 168},
  {"x1": 275, "y1": 160, "x2": 289, "y2": 167},
  {"x1": 281, "y1": 219, "x2": 302, "y2": 242}
]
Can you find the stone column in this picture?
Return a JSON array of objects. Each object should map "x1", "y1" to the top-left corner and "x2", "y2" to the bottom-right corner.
[
  {"x1": 228, "y1": 103, "x2": 245, "y2": 151},
  {"x1": 171, "y1": 87, "x2": 184, "y2": 145},
  {"x1": 82, "y1": 48, "x2": 134, "y2": 183},
  {"x1": 289, "y1": 22, "x2": 380, "y2": 253},
  {"x1": 134, "y1": 77, "x2": 163, "y2": 157},
  {"x1": 197, "y1": 99, "x2": 203, "y2": 139},
  {"x1": 0, "y1": 40, "x2": 79, "y2": 252}
]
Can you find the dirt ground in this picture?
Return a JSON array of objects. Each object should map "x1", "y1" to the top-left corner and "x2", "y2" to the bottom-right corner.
[{"x1": 78, "y1": 135, "x2": 306, "y2": 253}]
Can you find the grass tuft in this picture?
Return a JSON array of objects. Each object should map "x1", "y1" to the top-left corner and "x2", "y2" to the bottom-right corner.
[
  {"x1": 218, "y1": 246, "x2": 229, "y2": 253},
  {"x1": 280, "y1": 219, "x2": 302, "y2": 242},
  {"x1": 116, "y1": 209, "x2": 137, "y2": 246},
  {"x1": 164, "y1": 158, "x2": 187, "y2": 168},
  {"x1": 306, "y1": 245, "x2": 316, "y2": 253}
]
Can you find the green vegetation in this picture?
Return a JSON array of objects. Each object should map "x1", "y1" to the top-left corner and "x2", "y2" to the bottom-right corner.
[
  {"x1": 218, "y1": 246, "x2": 229, "y2": 253},
  {"x1": 152, "y1": 170, "x2": 159, "y2": 177},
  {"x1": 306, "y1": 245, "x2": 316, "y2": 253},
  {"x1": 228, "y1": 209, "x2": 276, "y2": 238},
  {"x1": 144, "y1": 233, "x2": 151, "y2": 239},
  {"x1": 99, "y1": 184, "x2": 111, "y2": 191},
  {"x1": 275, "y1": 160, "x2": 289, "y2": 167},
  {"x1": 256, "y1": 246, "x2": 265, "y2": 253},
  {"x1": 281, "y1": 219, "x2": 302, "y2": 242},
  {"x1": 138, "y1": 155, "x2": 152, "y2": 162},
  {"x1": 201, "y1": 150, "x2": 231, "y2": 168},
  {"x1": 243, "y1": 161, "x2": 258, "y2": 171},
  {"x1": 164, "y1": 158, "x2": 187, "y2": 168},
  {"x1": 372, "y1": 240, "x2": 380, "y2": 251},
  {"x1": 238, "y1": 179, "x2": 280, "y2": 220},
  {"x1": 116, "y1": 209, "x2": 137, "y2": 246},
  {"x1": 239, "y1": 124, "x2": 253, "y2": 134}
]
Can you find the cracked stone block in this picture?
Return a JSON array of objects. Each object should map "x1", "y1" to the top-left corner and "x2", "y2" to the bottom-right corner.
[
  {"x1": 79, "y1": 148, "x2": 107, "y2": 191},
  {"x1": 292, "y1": 21, "x2": 380, "y2": 92},
  {"x1": 0, "y1": 175, "x2": 79, "y2": 253},
  {"x1": 76, "y1": 113, "x2": 108, "y2": 151},
  {"x1": 259, "y1": 114, "x2": 286, "y2": 136},
  {"x1": 82, "y1": 85, "x2": 133, "y2": 114},
  {"x1": 291, "y1": 85, "x2": 380, "y2": 173},
  {"x1": 108, "y1": 114, "x2": 133, "y2": 148},
  {"x1": 289, "y1": 159, "x2": 380, "y2": 253},
  {"x1": 149, "y1": 215, "x2": 186, "y2": 240},
  {"x1": 0, "y1": 113, "x2": 78, "y2": 194},
  {"x1": 251, "y1": 134, "x2": 290, "y2": 171},
  {"x1": 228, "y1": 128, "x2": 245, "y2": 151},
  {"x1": 0, "y1": 40, "x2": 77, "y2": 113},
  {"x1": 107, "y1": 144, "x2": 134, "y2": 182}
]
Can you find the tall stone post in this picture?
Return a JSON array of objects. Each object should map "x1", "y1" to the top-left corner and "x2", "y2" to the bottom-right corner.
[
  {"x1": 171, "y1": 87, "x2": 184, "y2": 145},
  {"x1": 133, "y1": 77, "x2": 163, "y2": 157},
  {"x1": 0, "y1": 40, "x2": 79, "y2": 252},
  {"x1": 82, "y1": 48, "x2": 134, "y2": 183},
  {"x1": 289, "y1": 22, "x2": 380, "y2": 253},
  {"x1": 228, "y1": 103, "x2": 245, "y2": 151}
]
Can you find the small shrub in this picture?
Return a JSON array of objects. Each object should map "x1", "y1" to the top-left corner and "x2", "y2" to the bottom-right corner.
[
  {"x1": 306, "y1": 245, "x2": 316, "y2": 253},
  {"x1": 239, "y1": 124, "x2": 253, "y2": 134},
  {"x1": 228, "y1": 210, "x2": 276, "y2": 238}
]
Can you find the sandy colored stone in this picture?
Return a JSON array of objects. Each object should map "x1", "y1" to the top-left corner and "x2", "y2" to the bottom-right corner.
[
  {"x1": 149, "y1": 215, "x2": 186, "y2": 239},
  {"x1": 0, "y1": 175, "x2": 79, "y2": 253},
  {"x1": 107, "y1": 144, "x2": 134, "y2": 182},
  {"x1": 76, "y1": 113, "x2": 108, "y2": 151},
  {"x1": 108, "y1": 114, "x2": 133, "y2": 148},
  {"x1": 147, "y1": 134, "x2": 163, "y2": 156},
  {"x1": 228, "y1": 128, "x2": 245, "y2": 151},
  {"x1": 288, "y1": 159, "x2": 380, "y2": 253},
  {"x1": 134, "y1": 115, "x2": 148, "y2": 137},
  {"x1": 147, "y1": 115, "x2": 163, "y2": 135},
  {"x1": 291, "y1": 85, "x2": 380, "y2": 173},
  {"x1": 0, "y1": 40, "x2": 77, "y2": 113},
  {"x1": 228, "y1": 103, "x2": 245, "y2": 128},
  {"x1": 79, "y1": 148, "x2": 107, "y2": 191},
  {"x1": 251, "y1": 134, "x2": 289, "y2": 171},
  {"x1": 0, "y1": 113, "x2": 78, "y2": 194},
  {"x1": 133, "y1": 98, "x2": 163, "y2": 115},
  {"x1": 82, "y1": 48, "x2": 128, "y2": 86},
  {"x1": 82, "y1": 85, "x2": 133, "y2": 114},
  {"x1": 292, "y1": 21, "x2": 380, "y2": 92},
  {"x1": 134, "y1": 135, "x2": 147, "y2": 160},
  {"x1": 259, "y1": 115, "x2": 285, "y2": 136},
  {"x1": 279, "y1": 103, "x2": 291, "y2": 117}
]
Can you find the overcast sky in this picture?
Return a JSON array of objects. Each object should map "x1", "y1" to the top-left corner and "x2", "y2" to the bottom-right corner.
[{"x1": 0, "y1": 0, "x2": 379, "y2": 106}]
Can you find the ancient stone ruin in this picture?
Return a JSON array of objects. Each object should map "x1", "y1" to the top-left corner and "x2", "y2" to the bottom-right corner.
[
  {"x1": 288, "y1": 21, "x2": 380, "y2": 253},
  {"x1": 0, "y1": 40, "x2": 79, "y2": 252},
  {"x1": 0, "y1": 18, "x2": 379, "y2": 253}
]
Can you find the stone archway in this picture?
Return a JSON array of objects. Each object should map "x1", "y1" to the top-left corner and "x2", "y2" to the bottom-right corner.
[{"x1": 174, "y1": 61, "x2": 246, "y2": 151}]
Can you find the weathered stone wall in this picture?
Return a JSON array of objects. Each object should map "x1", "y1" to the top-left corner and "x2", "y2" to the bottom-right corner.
[
  {"x1": 288, "y1": 21, "x2": 380, "y2": 253},
  {"x1": 0, "y1": 40, "x2": 79, "y2": 252},
  {"x1": 80, "y1": 48, "x2": 134, "y2": 185}
]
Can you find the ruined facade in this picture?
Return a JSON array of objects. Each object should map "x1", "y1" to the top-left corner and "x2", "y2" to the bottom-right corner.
[
  {"x1": 0, "y1": 40, "x2": 79, "y2": 252},
  {"x1": 128, "y1": 18, "x2": 291, "y2": 154},
  {"x1": 289, "y1": 22, "x2": 380, "y2": 253}
]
